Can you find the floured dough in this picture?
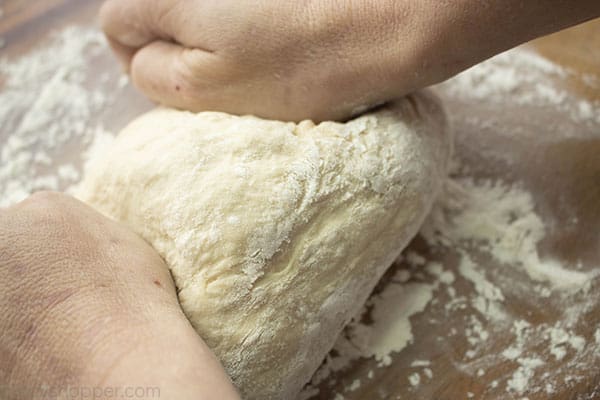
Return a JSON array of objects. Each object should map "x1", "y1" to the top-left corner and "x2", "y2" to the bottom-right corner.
[{"x1": 76, "y1": 91, "x2": 451, "y2": 400}]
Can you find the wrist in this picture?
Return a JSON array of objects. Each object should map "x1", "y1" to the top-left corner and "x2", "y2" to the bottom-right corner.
[{"x1": 368, "y1": 0, "x2": 600, "y2": 98}]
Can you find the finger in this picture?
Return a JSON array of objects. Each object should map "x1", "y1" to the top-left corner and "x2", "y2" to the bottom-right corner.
[
  {"x1": 100, "y1": 0, "x2": 156, "y2": 48},
  {"x1": 100, "y1": 0, "x2": 219, "y2": 51},
  {"x1": 129, "y1": 40, "x2": 225, "y2": 112},
  {"x1": 106, "y1": 37, "x2": 137, "y2": 72},
  {"x1": 100, "y1": 0, "x2": 211, "y2": 48}
]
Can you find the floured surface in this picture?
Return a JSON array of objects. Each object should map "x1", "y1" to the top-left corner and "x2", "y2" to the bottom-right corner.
[
  {"x1": 303, "y1": 36, "x2": 600, "y2": 400},
  {"x1": 1, "y1": 4, "x2": 599, "y2": 400}
]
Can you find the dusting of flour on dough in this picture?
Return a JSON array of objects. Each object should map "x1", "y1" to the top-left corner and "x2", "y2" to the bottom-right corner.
[{"x1": 76, "y1": 95, "x2": 451, "y2": 400}]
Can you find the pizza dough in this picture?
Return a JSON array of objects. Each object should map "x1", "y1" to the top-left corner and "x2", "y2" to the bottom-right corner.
[{"x1": 76, "y1": 91, "x2": 451, "y2": 400}]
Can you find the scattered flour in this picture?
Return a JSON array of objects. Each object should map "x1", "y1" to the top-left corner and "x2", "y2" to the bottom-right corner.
[
  {"x1": 304, "y1": 169, "x2": 598, "y2": 398},
  {"x1": 440, "y1": 48, "x2": 600, "y2": 125},
  {"x1": 0, "y1": 26, "x2": 125, "y2": 206},
  {"x1": 458, "y1": 252, "x2": 505, "y2": 303},
  {"x1": 423, "y1": 368, "x2": 433, "y2": 379},
  {"x1": 408, "y1": 372, "x2": 420, "y2": 387},
  {"x1": 422, "y1": 178, "x2": 591, "y2": 290},
  {"x1": 410, "y1": 360, "x2": 431, "y2": 367},
  {"x1": 506, "y1": 357, "x2": 545, "y2": 394},
  {"x1": 1, "y1": 24, "x2": 599, "y2": 400},
  {"x1": 346, "y1": 379, "x2": 361, "y2": 393},
  {"x1": 348, "y1": 283, "x2": 434, "y2": 365}
]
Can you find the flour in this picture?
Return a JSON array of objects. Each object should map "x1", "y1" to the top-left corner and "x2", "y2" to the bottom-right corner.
[
  {"x1": 458, "y1": 253, "x2": 505, "y2": 303},
  {"x1": 348, "y1": 283, "x2": 435, "y2": 364},
  {"x1": 507, "y1": 357, "x2": 545, "y2": 394},
  {"x1": 425, "y1": 261, "x2": 455, "y2": 285},
  {"x1": 440, "y1": 48, "x2": 600, "y2": 125},
  {"x1": 346, "y1": 379, "x2": 361, "y2": 392},
  {"x1": 408, "y1": 372, "x2": 420, "y2": 387},
  {"x1": 423, "y1": 178, "x2": 593, "y2": 291},
  {"x1": 304, "y1": 101, "x2": 597, "y2": 400},
  {"x1": 410, "y1": 360, "x2": 430, "y2": 367},
  {"x1": 420, "y1": 176, "x2": 597, "y2": 397},
  {"x1": 0, "y1": 26, "x2": 125, "y2": 206},
  {"x1": 423, "y1": 368, "x2": 433, "y2": 379}
]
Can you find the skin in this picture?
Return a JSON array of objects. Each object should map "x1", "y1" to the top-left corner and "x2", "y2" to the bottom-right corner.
[
  {"x1": 3, "y1": 2, "x2": 600, "y2": 398},
  {"x1": 100, "y1": 0, "x2": 600, "y2": 122},
  {"x1": 0, "y1": 192, "x2": 240, "y2": 400}
]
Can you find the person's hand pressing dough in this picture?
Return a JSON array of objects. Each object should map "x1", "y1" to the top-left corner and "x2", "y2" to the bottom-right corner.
[
  {"x1": 100, "y1": 0, "x2": 414, "y2": 122},
  {"x1": 77, "y1": 91, "x2": 452, "y2": 400},
  {"x1": 0, "y1": 192, "x2": 240, "y2": 400},
  {"x1": 100, "y1": 0, "x2": 600, "y2": 122}
]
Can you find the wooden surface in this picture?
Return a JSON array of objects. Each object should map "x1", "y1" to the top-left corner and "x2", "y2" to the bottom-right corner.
[{"x1": 1, "y1": 2, "x2": 599, "y2": 399}]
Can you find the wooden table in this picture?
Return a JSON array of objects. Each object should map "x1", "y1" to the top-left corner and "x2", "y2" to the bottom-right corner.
[{"x1": 1, "y1": 2, "x2": 599, "y2": 399}]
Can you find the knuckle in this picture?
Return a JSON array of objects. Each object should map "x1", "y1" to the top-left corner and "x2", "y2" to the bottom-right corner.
[
  {"x1": 23, "y1": 191, "x2": 63, "y2": 209},
  {"x1": 29, "y1": 190, "x2": 59, "y2": 201},
  {"x1": 99, "y1": 0, "x2": 118, "y2": 32},
  {"x1": 15, "y1": 192, "x2": 73, "y2": 226},
  {"x1": 99, "y1": 0, "x2": 131, "y2": 29}
]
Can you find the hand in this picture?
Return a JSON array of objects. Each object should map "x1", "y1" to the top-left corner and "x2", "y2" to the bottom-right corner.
[
  {"x1": 0, "y1": 192, "x2": 240, "y2": 400},
  {"x1": 100, "y1": 0, "x2": 600, "y2": 122},
  {"x1": 100, "y1": 0, "x2": 410, "y2": 122}
]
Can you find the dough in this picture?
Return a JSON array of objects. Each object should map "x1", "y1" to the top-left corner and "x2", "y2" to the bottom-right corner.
[{"x1": 76, "y1": 91, "x2": 451, "y2": 400}]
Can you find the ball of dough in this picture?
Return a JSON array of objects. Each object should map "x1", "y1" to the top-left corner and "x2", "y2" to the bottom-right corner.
[{"x1": 76, "y1": 91, "x2": 451, "y2": 400}]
